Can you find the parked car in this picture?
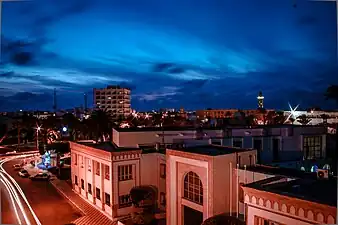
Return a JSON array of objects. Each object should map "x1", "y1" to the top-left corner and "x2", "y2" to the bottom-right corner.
[
  {"x1": 13, "y1": 164, "x2": 21, "y2": 170},
  {"x1": 29, "y1": 173, "x2": 50, "y2": 181},
  {"x1": 18, "y1": 169, "x2": 29, "y2": 177}
]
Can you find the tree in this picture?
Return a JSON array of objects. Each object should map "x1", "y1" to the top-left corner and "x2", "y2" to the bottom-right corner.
[
  {"x1": 297, "y1": 114, "x2": 311, "y2": 125},
  {"x1": 289, "y1": 117, "x2": 295, "y2": 125},
  {"x1": 90, "y1": 109, "x2": 114, "y2": 142},
  {"x1": 320, "y1": 114, "x2": 329, "y2": 124},
  {"x1": 62, "y1": 113, "x2": 81, "y2": 140},
  {"x1": 273, "y1": 111, "x2": 287, "y2": 125}
]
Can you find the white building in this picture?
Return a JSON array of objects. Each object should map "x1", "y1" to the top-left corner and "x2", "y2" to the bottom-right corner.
[
  {"x1": 242, "y1": 176, "x2": 336, "y2": 225},
  {"x1": 94, "y1": 85, "x2": 131, "y2": 119},
  {"x1": 284, "y1": 109, "x2": 338, "y2": 125},
  {"x1": 113, "y1": 125, "x2": 328, "y2": 164},
  {"x1": 70, "y1": 141, "x2": 166, "y2": 219}
]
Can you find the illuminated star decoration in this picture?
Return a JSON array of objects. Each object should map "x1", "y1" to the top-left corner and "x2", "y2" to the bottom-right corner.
[{"x1": 285, "y1": 103, "x2": 300, "y2": 123}]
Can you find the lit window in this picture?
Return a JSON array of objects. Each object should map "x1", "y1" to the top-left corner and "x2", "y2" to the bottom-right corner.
[
  {"x1": 160, "y1": 164, "x2": 166, "y2": 179},
  {"x1": 118, "y1": 165, "x2": 133, "y2": 181},
  {"x1": 303, "y1": 136, "x2": 322, "y2": 159},
  {"x1": 104, "y1": 165, "x2": 110, "y2": 180},
  {"x1": 183, "y1": 172, "x2": 203, "y2": 205},
  {"x1": 119, "y1": 194, "x2": 132, "y2": 208}
]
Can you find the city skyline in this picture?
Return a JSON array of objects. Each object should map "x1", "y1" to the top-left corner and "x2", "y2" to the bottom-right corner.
[{"x1": 0, "y1": 0, "x2": 337, "y2": 111}]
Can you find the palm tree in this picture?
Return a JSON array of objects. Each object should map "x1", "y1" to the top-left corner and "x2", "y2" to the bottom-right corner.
[
  {"x1": 297, "y1": 114, "x2": 311, "y2": 125},
  {"x1": 273, "y1": 111, "x2": 286, "y2": 125},
  {"x1": 325, "y1": 85, "x2": 338, "y2": 175},
  {"x1": 320, "y1": 114, "x2": 329, "y2": 124},
  {"x1": 289, "y1": 117, "x2": 295, "y2": 125},
  {"x1": 90, "y1": 109, "x2": 114, "y2": 142}
]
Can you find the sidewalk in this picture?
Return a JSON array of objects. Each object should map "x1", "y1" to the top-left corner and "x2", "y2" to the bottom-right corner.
[{"x1": 50, "y1": 177, "x2": 118, "y2": 225}]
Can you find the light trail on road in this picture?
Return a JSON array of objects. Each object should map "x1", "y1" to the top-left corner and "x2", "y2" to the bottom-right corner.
[{"x1": 0, "y1": 153, "x2": 42, "y2": 225}]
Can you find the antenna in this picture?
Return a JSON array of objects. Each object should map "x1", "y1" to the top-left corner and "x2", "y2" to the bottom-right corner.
[
  {"x1": 84, "y1": 93, "x2": 87, "y2": 112},
  {"x1": 53, "y1": 88, "x2": 57, "y2": 112}
]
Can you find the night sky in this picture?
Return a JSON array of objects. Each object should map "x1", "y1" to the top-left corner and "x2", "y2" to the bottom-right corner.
[{"x1": 0, "y1": 0, "x2": 337, "y2": 112}]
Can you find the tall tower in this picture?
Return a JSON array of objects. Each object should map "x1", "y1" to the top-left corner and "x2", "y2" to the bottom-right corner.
[
  {"x1": 257, "y1": 91, "x2": 264, "y2": 109},
  {"x1": 84, "y1": 93, "x2": 88, "y2": 112},
  {"x1": 53, "y1": 88, "x2": 57, "y2": 112}
]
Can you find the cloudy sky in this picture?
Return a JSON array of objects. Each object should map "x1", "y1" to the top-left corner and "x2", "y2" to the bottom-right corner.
[{"x1": 0, "y1": 0, "x2": 337, "y2": 111}]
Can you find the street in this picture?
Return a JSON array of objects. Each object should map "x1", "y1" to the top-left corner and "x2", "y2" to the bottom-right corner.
[{"x1": 2, "y1": 158, "x2": 82, "y2": 225}]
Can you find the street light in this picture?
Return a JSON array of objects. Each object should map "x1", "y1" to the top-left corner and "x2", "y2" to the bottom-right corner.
[
  {"x1": 62, "y1": 127, "x2": 67, "y2": 132},
  {"x1": 36, "y1": 125, "x2": 41, "y2": 151}
]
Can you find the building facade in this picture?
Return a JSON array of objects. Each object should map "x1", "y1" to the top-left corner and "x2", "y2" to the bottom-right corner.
[
  {"x1": 242, "y1": 177, "x2": 336, "y2": 225},
  {"x1": 166, "y1": 145, "x2": 257, "y2": 225},
  {"x1": 94, "y1": 85, "x2": 131, "y2": 119},
  {"x1": 113, "y1": 125, "x2": 328, "y2": 165},
  {"x1": 70, "y1": 141, "x2": 166, "y2": 219}
]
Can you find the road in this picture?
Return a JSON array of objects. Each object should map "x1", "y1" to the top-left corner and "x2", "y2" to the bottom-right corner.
[{"x1": 1, "y1": 155, "x2": 82, "y2": 225}]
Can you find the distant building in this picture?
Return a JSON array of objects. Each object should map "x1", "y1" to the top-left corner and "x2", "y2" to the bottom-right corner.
[
  {"x1": 284, "y1": 108, "x2": 338, "y2": 125},
  {"x1": 94, "y1": 85, "x2": 131, "y2": 119},
  {"x1": 242, "y1": 176, "x2": 336, "y2": 225}
]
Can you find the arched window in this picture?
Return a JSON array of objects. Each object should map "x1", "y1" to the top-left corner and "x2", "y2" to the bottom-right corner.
[{"x1": 183, "y1": 171, "x2": 203, "y2": 205}]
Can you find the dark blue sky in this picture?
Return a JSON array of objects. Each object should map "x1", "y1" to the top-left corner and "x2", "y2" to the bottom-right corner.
[{"x1": 0, "y1": 0, "x2": 337, "y2": 111}]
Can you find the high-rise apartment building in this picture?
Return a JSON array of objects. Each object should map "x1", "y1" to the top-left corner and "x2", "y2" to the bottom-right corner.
[{"x1": 94, "y1": 85, "x2": 131, "y2": 119}]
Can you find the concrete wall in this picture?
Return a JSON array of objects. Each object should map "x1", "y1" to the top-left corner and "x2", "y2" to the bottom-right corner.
[{"x1": 140, "y1": 153, "x2": 166, "y2": 210}]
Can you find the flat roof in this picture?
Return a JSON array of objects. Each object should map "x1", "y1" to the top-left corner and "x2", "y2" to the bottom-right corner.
[
  {"x1": 245, "y1": 176, "x2": 337, "y2": 207},
  {"x1": 113, "y1": 124, "x2": 326, "y2": 133},
  {"x1": 77, "y1": 141, "x2": 140, "y2": 152},
  {"x1": 243, "y1": 165, "x2": 318, "y2": 179},
  {"x1": 170, "y1": 145, "x2": 255, "y2": 156}
]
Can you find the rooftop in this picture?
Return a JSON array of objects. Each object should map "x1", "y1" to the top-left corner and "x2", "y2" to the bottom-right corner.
[
  {"x1": 243, "y1": 165, "x2": 318, "y2": 179},
  {"x1": 77, "y1": 141, "x2": 140, "y2": 152},
  {"x1": 245, "y1": 176, "x2": 337, "y2": 207},
  {"x1": 170, "y1": 145, "x2": 255, "y2": 156}
]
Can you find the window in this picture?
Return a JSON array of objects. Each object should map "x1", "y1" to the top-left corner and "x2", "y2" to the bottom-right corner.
[
  {"x1": 105, "y1": 193, "x2": 110, "y2": 206},
  {"x1": 104, "y1": 165, "x2": 110, "y2": 180},
  {"x1": 303, "y1": 136, "x2": 322, "y2": 159},
  {"x1": 119, "y1": 194, "x2": 132, "y2": 208},
  {"x1": 74, "y1": 175, "x2": 78, "y2": 185},
  {"x1": 183, "y1": 171, "x2": 203, "y2": 205},
  {"x1": 96, "y1": 188, "x2": 101, "y2": 200},
  {"x1": 249, "y1": 155, "x2": 252, "y2": 166},
  {"x1": 118, "y1": 165, "x2": 133, "y2": 181},
  {"x1": 88, "y1": 183, "x2": 92, "y2": 195},
  {"x1": 88, "y1": 159, "x2": 91, "y2": 172},
  {"x1": 254, "y1": 216, "x2": 283, "y2": 225},
  {"x1": 95, "y1": 161, "x2": 100, "y2": 176},
  {"x1": 160, "y1": 192, "x2": 166, "y2": 206},
  {"x1": 81, "y1": 179, "x2": 84, "y2": 190},
  {"x1": 160, "y1": 164, "x2": 166, "y2": 178},
  {"x1": 73, "y1": 154, "x2": 77, "y2": 165},
  {"x1": 233, "y1": 139, "x2": 243, "y2": 148}
]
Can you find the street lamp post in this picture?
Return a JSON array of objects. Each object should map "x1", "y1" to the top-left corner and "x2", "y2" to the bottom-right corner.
[{"x1": 36, "y1": 126, "x2": 41, "y2": 151}]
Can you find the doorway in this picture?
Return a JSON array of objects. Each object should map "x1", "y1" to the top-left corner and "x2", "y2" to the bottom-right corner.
[
  {"x1": 272, "y1": 138, "x2": 280, "y2": 162},
  {"x1": 253, "y1": 139, "x2": 262, "y2": 163},
  {"x1": 183, "y1": 206, "x2": 203, "y2": 225}
]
